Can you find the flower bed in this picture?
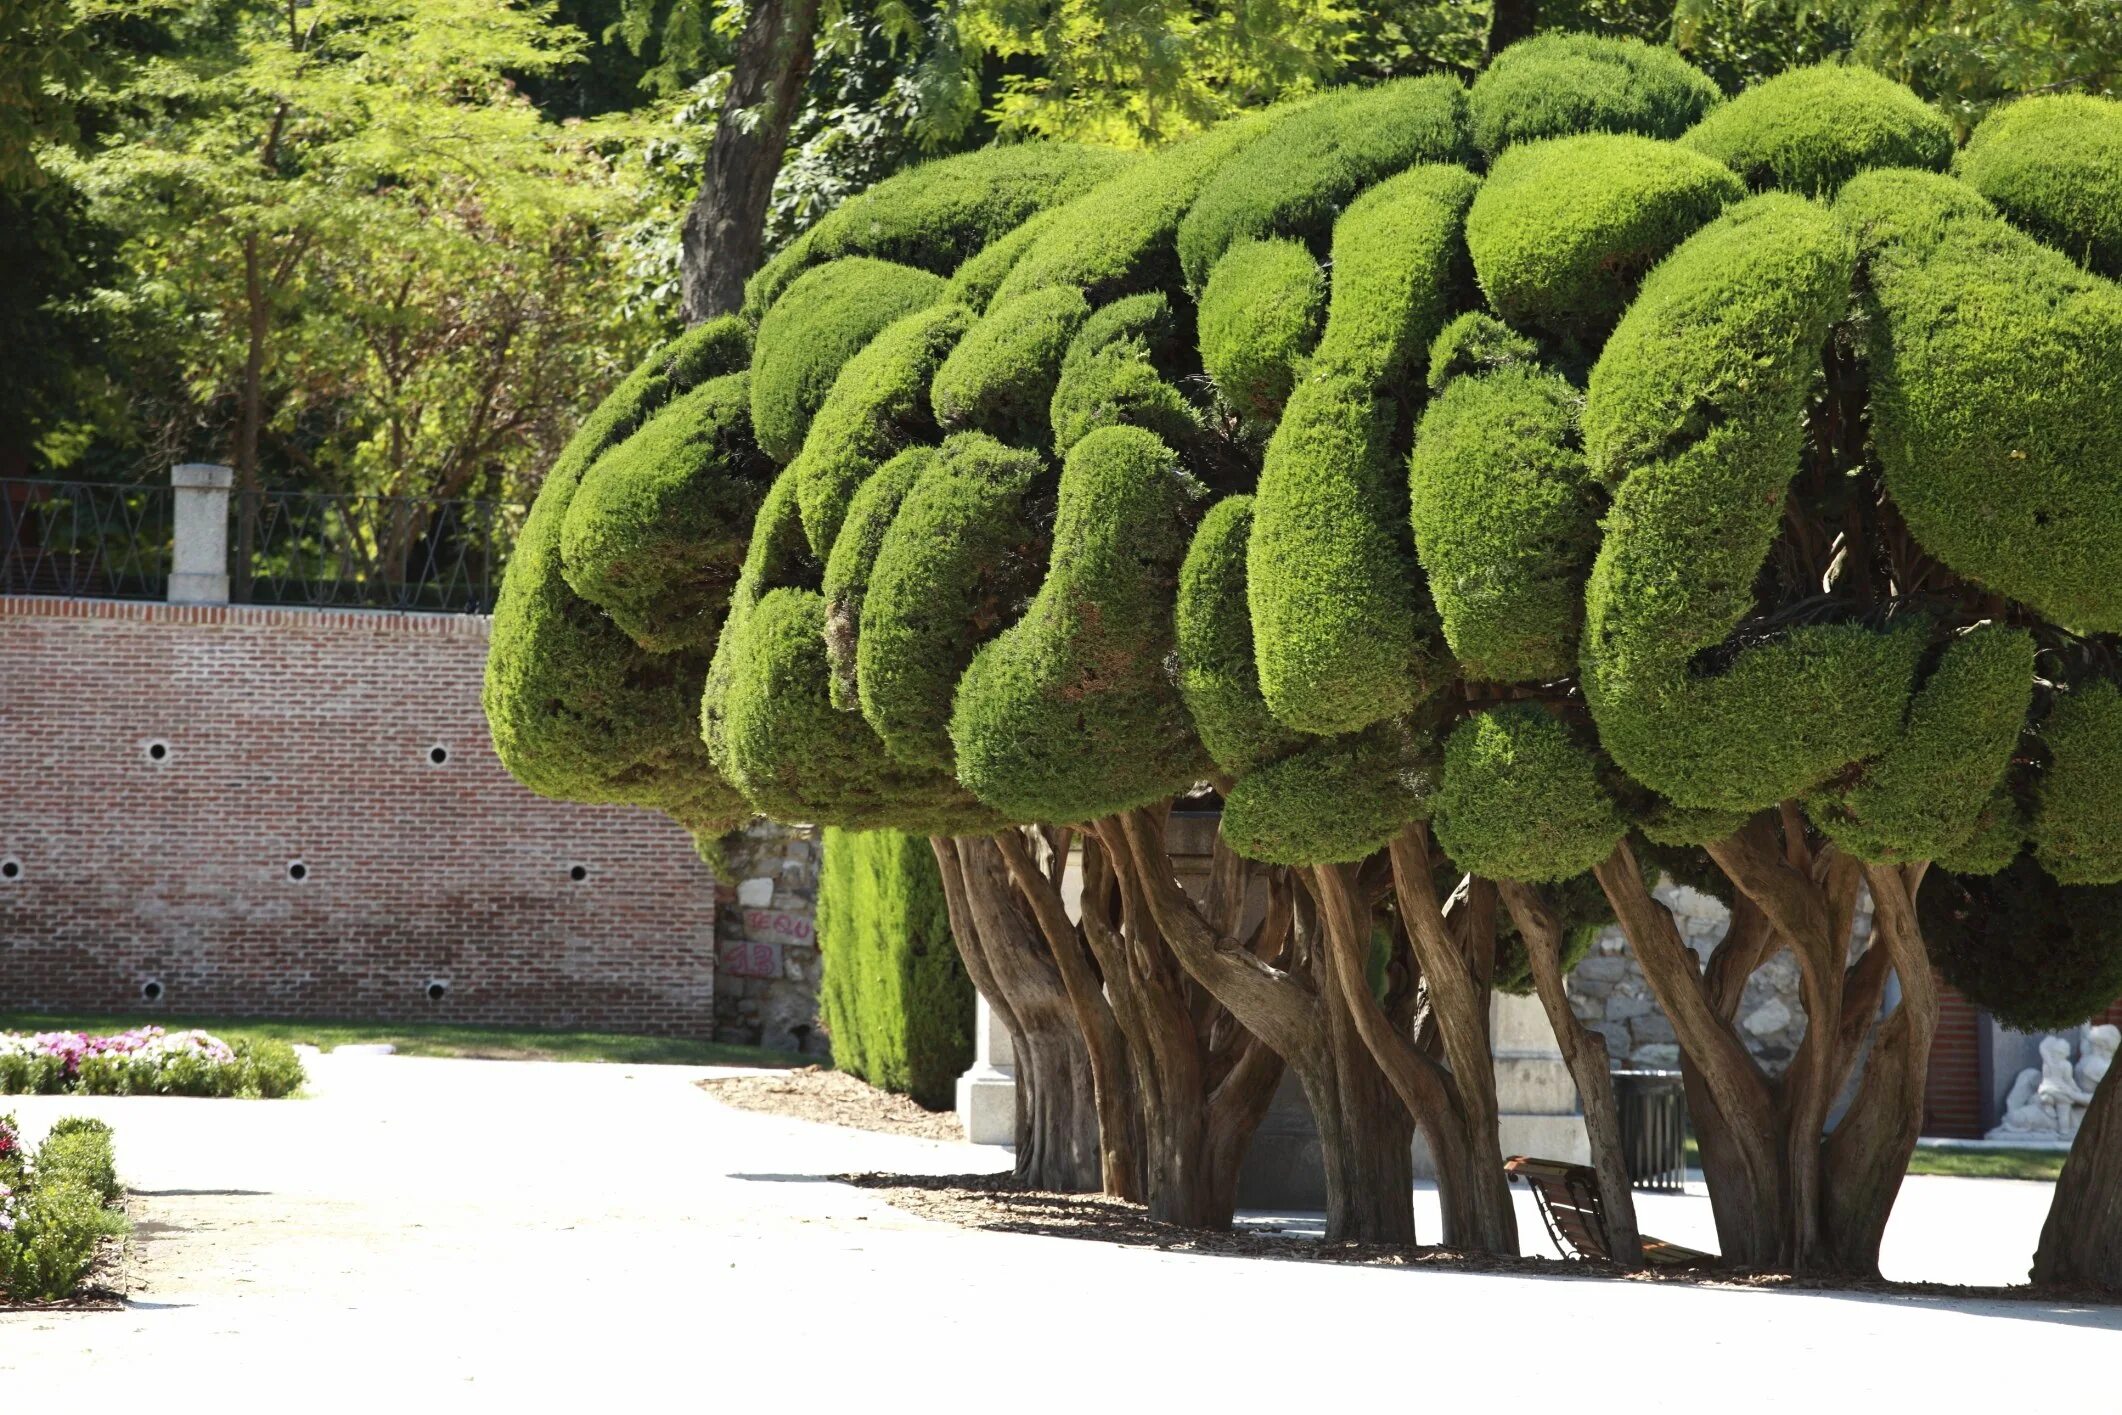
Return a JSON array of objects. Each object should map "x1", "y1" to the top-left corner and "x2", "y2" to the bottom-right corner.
[
  {"x1": 0, "y1": 1113, "x2": 129, "y2": 1303},
  {"x1": 0, "y1": 1027, "x2": 304, "y2": 1098}
]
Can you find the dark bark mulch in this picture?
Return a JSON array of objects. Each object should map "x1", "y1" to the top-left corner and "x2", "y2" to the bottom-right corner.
[
  {"x1": 697, "y1": 1067, "x2": 965, "y2": 1142},
  {"x1": 838, "y1": 1171, "x2": 2122, "y2": 1307}
]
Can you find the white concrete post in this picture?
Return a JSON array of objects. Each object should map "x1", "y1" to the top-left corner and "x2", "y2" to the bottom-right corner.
[
  {"x1": 956, "y1": 993, "x2": 1018, "y2": 1145},
  {"x1": 168, "y1": 463, "x2": 233, "y2": 605}
]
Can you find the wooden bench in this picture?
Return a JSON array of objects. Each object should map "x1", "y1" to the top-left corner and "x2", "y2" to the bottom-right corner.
[{"x1": 1503, "y1": 1155, "x2": 1713, "y2": 1268}]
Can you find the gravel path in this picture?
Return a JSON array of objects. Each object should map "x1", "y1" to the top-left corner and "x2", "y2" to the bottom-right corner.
[{"x1": 2, "y1": 1054, "x2": 2115, "y2": 1406}]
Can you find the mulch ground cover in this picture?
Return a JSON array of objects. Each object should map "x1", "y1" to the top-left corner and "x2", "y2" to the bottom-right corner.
[{"x1": 697, "y1": 1067, "x2": 965, "y2": 1142}]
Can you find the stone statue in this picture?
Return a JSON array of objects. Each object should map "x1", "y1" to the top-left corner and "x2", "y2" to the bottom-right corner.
[
  {"x1": 1990, "y1": 1035, "x2": 2096, "y2": 1141},
  {"x1": 2078, "y1": 1024, "x2": 2118, "y2": 1095}
]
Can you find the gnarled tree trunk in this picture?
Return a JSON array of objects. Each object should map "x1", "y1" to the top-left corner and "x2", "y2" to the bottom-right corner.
[
  {"x1": 931, "y1": 835, "x2": 1100, "y2": 1192},
  {"x1": 2034, "y1": 1060, "x2": 2122, "y2": 1289}
]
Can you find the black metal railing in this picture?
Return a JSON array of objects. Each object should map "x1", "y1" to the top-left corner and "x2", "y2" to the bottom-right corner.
[
  {"x1": 232, "y1": 490, "x2": 524, "y2": 614},
  {"x1": 1612, "y1": 1069, "x2": 1690, "y2": 1192},
  {"x1": 1, "y1": 478, "x2": 174, "y2": 600}
]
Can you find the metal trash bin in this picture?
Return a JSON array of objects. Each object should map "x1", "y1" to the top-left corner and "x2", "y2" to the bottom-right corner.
[{"x1": 1612, "y1": 1069, "x2": 1688, "y2": 1192}]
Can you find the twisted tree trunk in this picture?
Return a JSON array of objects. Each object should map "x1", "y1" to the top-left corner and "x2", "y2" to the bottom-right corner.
[
  {"x1": 930, "y1": 835, "x2": 1100, "y2": 1192},
  {"x1": 2034, "y1": 1061, "x2": 2122, "y2": 1289}
]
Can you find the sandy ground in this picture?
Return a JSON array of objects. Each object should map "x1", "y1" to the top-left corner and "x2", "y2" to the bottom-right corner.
[{"x1": 2, "y1": 1054, "x2": 2117, "y2": 1407}]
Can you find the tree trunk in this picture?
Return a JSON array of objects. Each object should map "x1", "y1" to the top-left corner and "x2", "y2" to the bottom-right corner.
[
  {"x1": 680, "y1": 0, "x2": 822, "y2": 323},
  {"x1": 930, "y1": 835, "x2": 1099, "y2": 1191},
  {"x1": 2034, "y1": 1060, "x2": 2122, "y2": 1289},
  {"x1": 1306, "y1": 907, "x2": 1418, "y2": 1244},
  {"x1": 1486, "y1": 0, "x2": 1537, "y2": 59},
  {"x1": 1497, "y1": 880, "x2": 1643, "y2": 1267}
]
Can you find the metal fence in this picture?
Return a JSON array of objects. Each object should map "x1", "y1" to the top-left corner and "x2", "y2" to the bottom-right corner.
[
  {"x1": 1612, "y1": 1069, "x2": 1690, "y2": 1192},
  {"x1": 1, "y1": 478, "x2": 174, "y2": 600},
  {"x1": 0, "y1": 477, "x2": 523, "y2": 615}
]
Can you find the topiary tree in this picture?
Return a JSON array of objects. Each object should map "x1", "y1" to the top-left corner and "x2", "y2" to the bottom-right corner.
[{"x1": 491, "y1": 37, "x2": 2122, "y2": 1281}]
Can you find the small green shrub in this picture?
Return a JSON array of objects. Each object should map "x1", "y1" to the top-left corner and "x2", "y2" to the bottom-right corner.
[
  {"x1": 1679, "y1": 62, "x2": 1952, "y2": 196},
  {"x1": 816, "y1": 827, "x2": 974, "y2": 1110},
  {"x1": 749, "y1": 258, "x2": 946, "y2": 463},
  {"x1": 1198, "y1": 238, "x2": 1324, "y2": 425},
  {"x1": 1048, "y1": 293, "x2": 1199, "y2": 457},
  {"x1": 0, "y1": 1177, "x2": 124, "y2": 1303},
  {"x1": 1469, "y1": 34, "x2": 1720, "y2": 158},
  {"x1": 235, "y1": 1039, "x2": 306, "y2": 1099},
  {"x1": 1958, "y1": 94, "x2": 2122, "y2": 279},
  {"x1": 34, "y1": 1126, "x2": 119, "y2": 1205}
]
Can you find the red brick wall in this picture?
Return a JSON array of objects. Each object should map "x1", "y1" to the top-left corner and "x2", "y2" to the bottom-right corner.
[{"x1": 0, "y1": 595, "x2": 716, "y2": 1034}]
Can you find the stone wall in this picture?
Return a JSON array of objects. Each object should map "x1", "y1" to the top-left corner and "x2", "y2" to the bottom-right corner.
[
  {"x1": 712, "y1": 820, "x2": 827, "y2": 1055},
  {"x1": 0, "y1": 594, "x2": 718, "y2": 1034},
  {"x1": 1564, "y1": 881, "x2": 1865, "y2": 1074}
]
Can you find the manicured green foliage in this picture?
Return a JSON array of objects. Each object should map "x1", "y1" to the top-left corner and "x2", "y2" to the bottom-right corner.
[
  {"x1": 1198, "y1": 239, "x2": 1324, "y2": 425},
  {"x1": 1468, "y1": 34, "x2": 1720, "y2": 159},
  {"x1": 1581, "y1": 194, "x2": 1923, "y2": 812},
  {"x1": 944, "y1": 208, "x2": 1062, "y2": 313},
  {"x1": 1679, "y1": 63, "x2": 1953, "y2": 197},
  {"x1": 822, "y1": 447, "x2": 936, "y2": 711},
  {"x1": 994, "y1": 105, "x2": 1291, "y2": 306},
  {"x1": 0, "y1": 1174, "x2": 124, "y2": 1302},
  {"x1": 857, "y1": 433, "x2": 1052, "y2": 772},
  {"x1": 1493, "y1": 871, "x2": 1609, "y2": 996},
  {"x1": 789, "y1": 304, "x2": 971, "y2": 557},
  {"x1": 953, "y1": 427, "x2": 1210, "y2": 822},
  {"x1": 1409, "y1": 364, "x2": 1598, "y2": 682},
  {"x1": 716, "y1": 587, "x2": 985, "y2": 833},
  {"x1": 817, "y1": 827, "x2": 974, "y2": 1110},
  {"x1": 1426, "y1": 312, "x2": 1540, "y2": 391},
  {"x1": 1841, "y1": 169, "x2": 2122, "y2": 634},
  {"x1": 749, "y1": 258, "x2": 946, "y2": 463},
  {"x1": 932, "y1": 286, "x2": 1090, "y2": 447},
  {"x1": 2029, "y1": 681, "x2": 2122, "y2": 885},
  {"x1": 484, "y1": 319, "x2": 754, "y2": 836},
  {"x1": 701, "y1": 467, "x2": 822, "y2": 780},
  {"x1": 1466, "y1": 134, "x2": 1743, "y2": 336},
  {"x1": 1220, "y1": 719, "x2": 1433, "y2": 866},
  {"x1": 1175, "y1": 76, "x2": 1472, "y2": 289},
  {"x1": 1936, "y1": 787, "x2": 2028, "y2": 877},
  {"x1": 1048, "y1": 293, "x2": 1199, "y2": 457},
  {"x1": 1959, "y1": 95, "x2": 2122, "y2": 279},
  {"x1": 233, "y1": 1038, "x2": 305, "y2": 1099},
  {"x1": 1433, "y1": 706, "x2": 1627, "y2": 882},
  {"x1": 744, "y1": 144, "x2": 1139, "y2": 319},
  {"x1": 34, "y1": 1127, "x2": 118, "y2": 1205},
  {"x1": 1248, "y1": 164, "x2": 1478, "y2": 737},
  {"x1": 1176, "y1": 496, "x2": 1305, "y2": 778},
  {"x1": 1923, "y1": 854, "x2": 2122, "y2": 1031},
  {"x1": 560, "y1": 372, "x2": 772, "y2": 652},
  {"x1": 1809, "y1": 625, "x2": 2033, "y2": 863}
]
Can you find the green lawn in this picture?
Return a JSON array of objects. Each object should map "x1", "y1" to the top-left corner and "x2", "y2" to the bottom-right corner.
[
  {"x1": 0, "y1": 1012, "x2": 813, "y2": 1069},
  {"x1": 1682, "y1": 1136, "x2": 2063, "y2": 1182}
]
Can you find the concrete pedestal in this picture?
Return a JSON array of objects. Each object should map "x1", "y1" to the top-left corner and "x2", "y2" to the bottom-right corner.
[{"x1": 956, "y1": 994, "x2": 1018, "y2": 1145}]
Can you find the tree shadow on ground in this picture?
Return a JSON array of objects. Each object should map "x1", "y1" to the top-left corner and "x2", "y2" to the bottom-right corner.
[{"x1": 824, "y1": 1170, "x2": 2122, "y2": 1331}]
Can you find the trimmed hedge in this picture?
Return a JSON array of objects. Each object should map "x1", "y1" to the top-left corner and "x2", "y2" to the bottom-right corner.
[
  {"x1": 1468, "y1": 34, "x2": 1720, "y2": 158},
  {"x1": 1426, "y1": 311, "x2": 1541, "y2": 391},
  {"x1": 817, "y1": 827, "x2": 974, "y2": 1111},
  {"x1": 1048, "y1": 293, "x2": 1199, "y2": 458},
  {"x1": 952, "y1": 426, "x2": 1209, "y2": 822},
  {"x1": 1409, "y1": 364, "x2": 1599, "y2": 682},
  {"x1": 483, "y1": 318, "x2": 754, "y2": 837},
  {"x1": 1842, "y1": 168, "x2": 2122, "y2": 634},
  {"x1": 1466, "y1": 134, "x2": 1743, "y2": 337},
  {"x1": 1959, "y1": 94, "x2": 2122, "y2": 280},
  {"x1": 745, "y1": 144, "x2": 1139, "y2": 319},
  {"x1": 932, "y1": 286, "x2": 1090, "y2": 447},
  {"x1": 560, "y1": 371, "x2": 772, "y2": 652},
  {"x1": 1174, "y1": 75, "x2": 1472, "y2": 289},
  {"x1": 857, "y1": 433, "x2": 1052, "y2": 773},
  {"x1": 1808, "y1": 625, "x2": 2034, "y2": 864},
  {"x1": 1581, "y1": 194, "x2": 1923, "y2": 812},
  {"x1": 1198, "y1": 238, "x2": 1324, "y2": 426},
  {"x1": 1248, "y1": 163, "x2": 1478, "y2": 736},
  {"x1": 1679, "y1": 63, "x2": 1952, "y2": 197},
  {"x1": 2030, "y1": 680, "x2": 2122, "y2": 886},
  {"x1": 790, "y1": 303, "x2": 971, "y2": 557},
  {"x1": 749, "y1": 258, "x2": 946, "y2": 464},
  {"x1": 1176, "y1": 495, "x2": 1305, "y2": 778},
  {"x1": 821, "y1": 446, "x2": 935, "y2": 710},
  {"x1": 1923, "y1": 854, "x2": 2122, "y2": 1032},
  {"x1": 1434, "y1": 706, "x2": 1627, "y2": 882},
  {"x1": 1221, "y1": 718, "x2": 1434, "y2": 866}
]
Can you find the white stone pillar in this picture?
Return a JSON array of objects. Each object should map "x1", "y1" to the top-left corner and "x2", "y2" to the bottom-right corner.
[
  {"x1": 168, "y1": 463, "x2": 232, "y2": 605},
  {"x1": 956, "y1": 992, "x2": 1018, "y2": 1145}
]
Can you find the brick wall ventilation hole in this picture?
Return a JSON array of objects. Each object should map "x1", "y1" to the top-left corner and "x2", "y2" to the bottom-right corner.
[
  {"x1": 286, "y1": 860, "x2": 308, "y2": 882},
  {"x1": 0, "y1": 858, "x2": 21, "y2": 882},
  {"x1": 140, "y1": 979, "x2": 164, "y2": 1003},
  {"x1": 425, "y1": 979, "x2": 449, "y2": 1002},
  {"x1": 145, "y1": 740, "x2": 170, "y2": 764},
  {"x1": 427, "y1": 744, "x2": 449, "y2": 766},
  {"x1": 568, "y1": 863, "x2": 588, "y2": 883}
]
